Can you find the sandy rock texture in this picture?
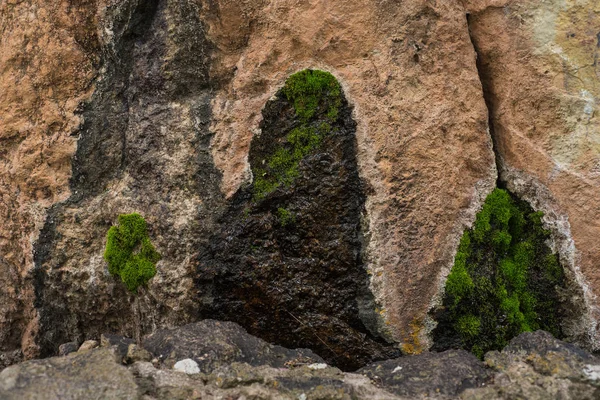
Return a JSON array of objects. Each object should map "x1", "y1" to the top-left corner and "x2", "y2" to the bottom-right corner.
[
  {"x1": 1, "y1": 0, "x2": 599, "y2": 367},
  {"x1": 203, "y1": 0, "x2": 497, "y2": 351},
  {"x1": 466, "y1": 0, "x2": 600, "y2": 347},
  {"x1": 0, "y1": 0, "x2": 99, "y2": 367}
]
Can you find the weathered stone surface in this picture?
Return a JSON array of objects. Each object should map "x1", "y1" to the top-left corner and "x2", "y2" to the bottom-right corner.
[
  {"x1": 0, "y1": 348, "x2": 138, "y2": 400},
  {"x1": 358, "y1": 349, "x2": 490, "y2": 398},
  {"x1": 32, "y1": 0, "x2": 224, "y2": 359},
  {"x1": 203, "y1": 0, "x2": 497, "y2": 352},
  {"x1": 462, "y1": 331, "x2": 600, "y2": 400},
  {"x1": 465, "y1": 0, "x2": 600, "y2": 347},
  {"x1": 57, "y1": 342, "x2": 78, "y2": 357},
  {"x1": 0, "y1": 0, "x2": 99, "y2": 362},
  {"x1": 1, "y1": 0, "x2": 498, "y2": 362},
  {"x1": 4, "y1": 328, "x2": 600, "y2": 400},
  {"x1": 198, "y1": 71, "x2": 400, "y2": 370},
  {"x1": 2, "y1": 0, "x2": 599, "y2": 369},
  {"x1": 142, "y1": 320, "x2": 324, "y2": 373}
]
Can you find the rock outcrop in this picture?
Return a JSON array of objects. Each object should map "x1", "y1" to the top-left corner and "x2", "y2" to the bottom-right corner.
[
  {"x1": 1, "y1": 0, "x2": 599, "y2": 369},
  {"x1": 1, "y1": 324, "x2": 599, "y2": 399}
]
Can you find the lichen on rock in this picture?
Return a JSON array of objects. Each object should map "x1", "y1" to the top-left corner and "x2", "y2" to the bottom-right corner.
[{"x1": 432, "y1": 188, "x2": 567, "y2": 357}]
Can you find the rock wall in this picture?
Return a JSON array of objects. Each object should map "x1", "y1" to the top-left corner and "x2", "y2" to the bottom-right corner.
[
  {"x1": 466, "y1": 0, "x2": 600, "y2": 347},
  {"x1": 0, "y1": 0, "x2": 598, "y2": 366}
]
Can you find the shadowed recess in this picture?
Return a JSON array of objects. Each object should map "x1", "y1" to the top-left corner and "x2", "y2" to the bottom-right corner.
[
  {"x1": 197, "y1": 70, "x2": 399, "y2": 371},
  {"x1": 431, "y1": 188, "x2": 568, "y2": 357}
]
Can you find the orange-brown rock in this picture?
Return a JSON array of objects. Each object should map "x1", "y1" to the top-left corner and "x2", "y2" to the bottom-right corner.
[
  {"x1": 1, "y1": 0, "x2": 599, "y2": 368},
  {"x1": 0, "y1": 0, "x2": 99, "y2": 366},
  {"x1": 467, "y1": 0, "x2": 600, "y2": 347}
]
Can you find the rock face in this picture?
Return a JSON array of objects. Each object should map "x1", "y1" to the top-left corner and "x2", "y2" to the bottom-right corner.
[
  {"x1": 0, "y1": 0, "x2": 599, "y2": 368},
  {"x1": 466, "y1": 0, "x2": 600, "y2": 346},
  {"x1": 197, "y1": 71, "x2": 399, "y2": 370},
  {"x1": 33, "y1": 0, "x2": 224, "y2": 357},
  {"x1": 1, "y1": 326, "x2": 600, "y2": 400}
]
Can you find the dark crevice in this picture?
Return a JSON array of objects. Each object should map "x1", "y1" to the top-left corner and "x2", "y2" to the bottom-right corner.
[{"x1": 466, "y1": 13, "x2": 502, "y2": 188}]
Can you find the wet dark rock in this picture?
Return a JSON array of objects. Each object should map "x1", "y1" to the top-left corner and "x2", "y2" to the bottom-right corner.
[
  {"x1": 358, "y1": 349, "x2": 490, "y2": 398},
  {"x1": 198, "y1": 75, "x2": 399, "y2": 370},
  {"x1": 142, "y1": 319, "x2": 324, "y2": 373}
]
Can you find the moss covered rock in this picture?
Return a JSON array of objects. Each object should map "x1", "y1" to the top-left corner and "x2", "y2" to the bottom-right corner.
[
  {"x1": 104, "y1": 213, "x2": 160, "y2": 293},
  {"x1": 432, "y1": 188, "x2": 566, "y2": 357},
  {"x1": 198, "y1": 69, "x2": 398, "y2": 370}
]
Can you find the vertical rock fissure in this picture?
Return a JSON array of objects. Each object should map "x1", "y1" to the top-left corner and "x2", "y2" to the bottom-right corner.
[{"x1": 466, "y1": 13, "x2": 502, "y2": 186}]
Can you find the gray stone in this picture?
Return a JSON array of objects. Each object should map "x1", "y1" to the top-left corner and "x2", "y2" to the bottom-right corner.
[
  {"x1": 58, "y1": 342, "x2": 78, "y2": 356},
  {"x1": 462, "y1": 331, "x2": 600, "y2": 400},
  {"x1": 142, "y1": 320, "x2": 324, "y2": 373},
  {"x1": 0, "y1": 348, "x2": 138, "y2": 400},
  {"x1": 358, "y1": 349, "x2": 490, "y2": 398}
]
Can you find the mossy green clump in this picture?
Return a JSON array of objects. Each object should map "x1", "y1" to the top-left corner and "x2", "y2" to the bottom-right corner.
[
  {"x1": 252, "y1": 70, "x2": 342, "y2": 201},
  {"x1": 440, "y1": 188, "x2": 565, "y2": 357},
  {"x1": 103, "y1": 213, "x2": 161, "y2": 293},
  {"x1": 277, "y1": 207, "x2": 296, "y2": 226},
  {"x1": 282, "y1": 69, "x2": 342, "y2": 122}
]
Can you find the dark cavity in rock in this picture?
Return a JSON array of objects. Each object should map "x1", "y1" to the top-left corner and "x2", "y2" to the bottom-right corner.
[
  {"x1": 197, "y1": 70, "x2": 399, "y2": 371},
  {"x1": 430, "y1": 188, "x2": 569, "y2": 357}
]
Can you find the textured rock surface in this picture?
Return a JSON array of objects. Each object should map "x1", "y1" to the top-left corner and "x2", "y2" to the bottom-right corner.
[
  {"x1": 203, "y1": 0, "x2": 497, "y2": 352},
  {"x1": 1, "y1": 0, "x2": 599, "y2": 368},
  {"x1": 2, "y1": 328, "x2": 600, "y2": 399},
  {"x1": 142, "y1": 320, "x2": 324, "y2": 372},
  {"x1": 466, "y1": 0, "x2": 600, "y2": 347},
  {"x1": 198, "y1": 72, "x2": 399, "y2": 369},
  {"x1": 462, "y1": 331, "x2": 600, "y2": 399},
  {"x1": 0, "y1": 0, "x2": 99, "y2": 366},
  {"x1": 0, "y1": 348, "x2": 139, "y2": 400},
  {"x1": 33, "y1": 0, "x2": 224, "y2": 357},
  {"x1": 358, "y1": 349, "x2": 490, "y2": 398}
]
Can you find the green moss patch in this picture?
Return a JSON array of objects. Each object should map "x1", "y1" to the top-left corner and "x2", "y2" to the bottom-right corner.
[
  {"x1": 252, "y1": 70, "x2": 341, "y2": 201},
  {"x1": 434, "y1": 188, "x2": 566, "y2": 357},
  {"x1": 104, "y1": 213, "x2": 161, "y2": 293}
]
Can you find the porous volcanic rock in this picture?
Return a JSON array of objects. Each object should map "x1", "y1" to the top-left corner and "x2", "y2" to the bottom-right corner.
[
  {"x1": 465, "y1": 0, "x2": 600, "y2": 347},
  {"x1": 2, "y1": 0, "x2": 599, "y2": 367}
]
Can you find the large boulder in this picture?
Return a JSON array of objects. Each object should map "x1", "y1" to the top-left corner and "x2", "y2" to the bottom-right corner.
[{"x1": 142, "y1": 320, "x2": 324, "y2": 372}]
